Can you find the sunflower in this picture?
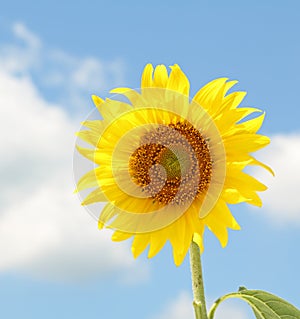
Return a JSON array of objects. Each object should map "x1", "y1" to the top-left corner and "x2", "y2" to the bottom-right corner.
[{"x1": 75, "y1": 64, "x2": 273, "y2": 266}]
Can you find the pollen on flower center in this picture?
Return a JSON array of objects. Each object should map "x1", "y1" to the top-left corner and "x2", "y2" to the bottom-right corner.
[{"x1": 129, "y1": 121, "x2": 213, "y2": 205}]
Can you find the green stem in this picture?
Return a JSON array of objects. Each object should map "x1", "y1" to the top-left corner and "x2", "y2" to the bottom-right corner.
[
  {"x1": 208, "y1": 297, "x2": 223, "y2": 319},
  {"x1": 189, "y1": 240, "x2": 208, "y2": 319}
]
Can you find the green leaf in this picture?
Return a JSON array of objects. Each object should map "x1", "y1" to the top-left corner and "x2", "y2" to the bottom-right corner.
[{"x1": 208, "y1": 288, "x2": 300, "y2": 319}]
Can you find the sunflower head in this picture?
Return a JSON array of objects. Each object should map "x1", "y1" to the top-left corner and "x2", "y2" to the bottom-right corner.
[{"x1": 74, "y1": 64, "x2": 272, "y2": 265}]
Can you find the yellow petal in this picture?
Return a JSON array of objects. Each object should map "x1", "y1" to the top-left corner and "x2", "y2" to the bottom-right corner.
[
  {"x1": 222, "y1": 188, "x2": 252, "y2": 204},
  {"x1": 248, "y1": 156, "x2": 275, "y2": 176},
  {"x1": 148, "y1": 230, "x2": 168, "y2": 258},
  {"x1": 75, "y1": 168, "x2": 100, "y2": 192},
  {"x1": 81, "y1": 120, "x2": 105, "y2": 133},
  {"x1": 131, "y1": 234, "x2": 150, "y2": 258},
  {"x1": 141, "y1": 63, "x2": 154, "y2": 88},
  {"x1": 206, "y1": 217, "x2": 228, "y2": 247},
  {"x1": 81, "y1": 188, "x2": 107, "y2": 205},
  {"x1": 223, "y1": 80, "x2": 239, "y2": 95},
  {"x1": 248, "y1": 192, "x2": 263, "y2": 207},
  {"x1": 153, "y1": 65, "x2": 169, "y2": 88},
  {"x1": 91, "y1": 95, "x2": 105, "y2": 113},
  {"x1": 99, "y1": 202, "x2": 118, "y2": 226},
  {"x1": 224, "y1": 134, "x2": 270, "y2": 154},
  {"x1": 216, "y1": 200, "x2": 241, "y2": 230},
  {"x1": 110, "y1": 87, "x2": 145, "y2": 106},
  {"x1": 193, "y1": 78, "x2": 228, "y2": 110},
  {"x1": 169, "y1": 217, "x2": 192, "y2": 266},
  {"x1": 222, "y1": 91, "x2": 247, "y2": 111},
  {"x1": 236, "y1": 112, "x2": 265, "y2": 134},
  {"x1": 75, "y1": 145, "x2": 103, "y2": 166},
  {"x1": 98, "y1": 220, "x2": 104, "y2": 229},
  {"x1": 76, "y1": 130, "x2": 100, "y2": 147},
  {"x1": 226, "y1": 168, "x2": 267, "y2": 192},
  {"x1": 204, "y1": 199, "x2": 240, "y2": 247},
  {"x1": 215, "y1": 107, "x2": 261, "y2": 133},
  {"x1": 94, "y1": 98, "x2": 132, "y2": 121},
  {"x1": 167, "y1": 64, "x2": 190, "y2": 96},
  {"x1": 224, "y1": 169, "x2": 266, "y2": 207},
  {"x1": 112, "y1": 230, "x2": 133, "y2": 241}
]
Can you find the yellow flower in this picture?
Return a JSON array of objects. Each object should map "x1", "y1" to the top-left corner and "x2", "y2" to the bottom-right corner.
[{"x1": 75, "y1": 64, "x2": 273, "y2": 266}]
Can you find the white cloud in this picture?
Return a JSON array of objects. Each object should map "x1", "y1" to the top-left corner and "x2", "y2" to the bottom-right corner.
[
  {"x1": 0, "y1": 34, "x2": 146, "y2": 282},
  {"x1": 13, "y1": 22, "x2": 41, "y2": 49},
  {"x1": 212, "y1": 300, "x2": 250, "y2": 319},
  {"x1": 149, "y1": 292, "x2": 250, "y2": 319},
  {"x1": 252, "y1": 133, "x2": 300, "y2": 224},
  {"x1": 0, "y1": 71, "x2": 72, "y2": 207},
  {"x1": 0, "y1": 22, "x2": 41, "y2": 74},
  {"x1": 0, "y1": 175, "x2": 145, "y2": 282},
  {"x1": 149, "y1": 292, "x2": 194, "y2": 319},
  {"x1": 0, "y1": 22, "x2": 125, "y2": 110}
]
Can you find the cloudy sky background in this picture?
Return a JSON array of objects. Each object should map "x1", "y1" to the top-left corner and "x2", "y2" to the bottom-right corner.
[{"x1": 0, "y1": 1, "x2": 300, "y2": 318}]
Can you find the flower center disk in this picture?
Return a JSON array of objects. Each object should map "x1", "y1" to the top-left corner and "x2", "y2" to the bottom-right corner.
[{"x1": 129, "y1": 121, "x2": 213, "y2": 206}]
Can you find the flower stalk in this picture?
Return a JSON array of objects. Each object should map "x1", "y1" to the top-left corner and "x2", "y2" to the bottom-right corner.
[{"x1": 190, "y1": 240, "x2": 208, "y2": 319}]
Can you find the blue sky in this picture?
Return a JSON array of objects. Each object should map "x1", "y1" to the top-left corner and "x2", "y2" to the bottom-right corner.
[{"x1": 0, "y1": 1, "x2": 300, "y2": 319}]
